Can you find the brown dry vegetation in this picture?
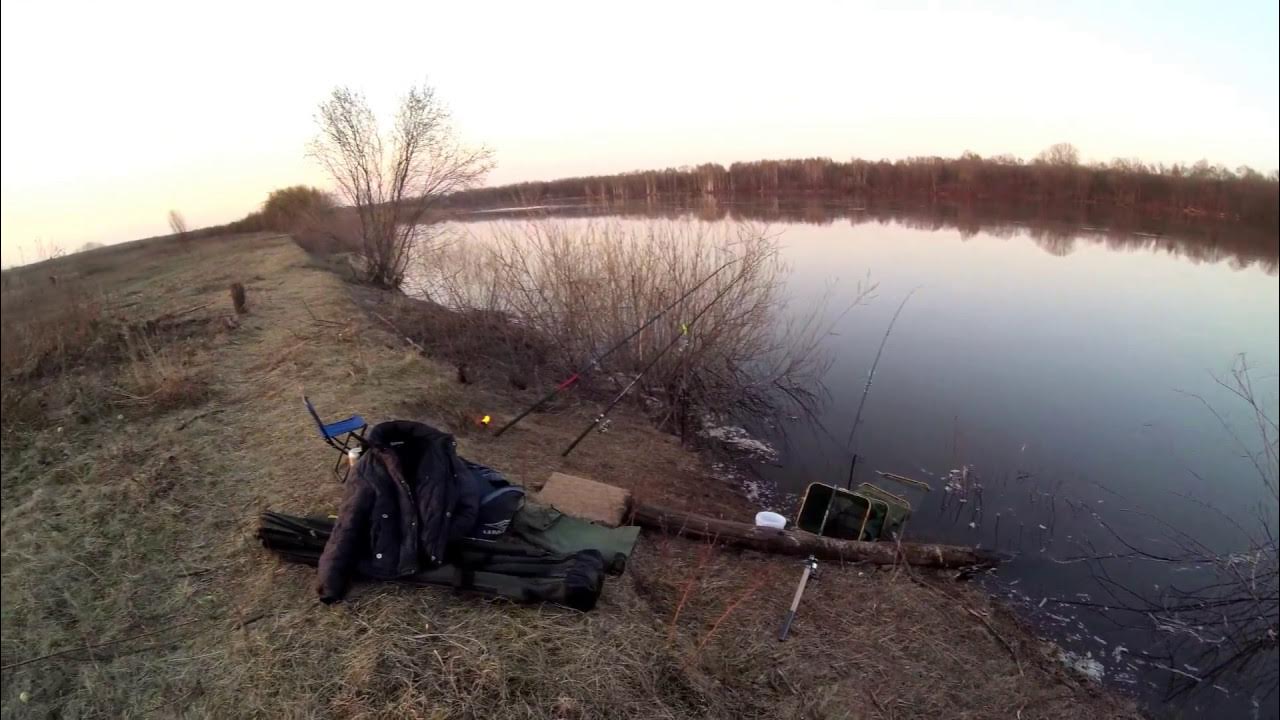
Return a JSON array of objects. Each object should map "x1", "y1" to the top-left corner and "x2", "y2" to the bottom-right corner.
[
  {"x1": 1, "y1": 233, "x2": 1139, "y2": 718},
  {"x1": 409, "y1": 220, "x2": 863, "y2": 438}
]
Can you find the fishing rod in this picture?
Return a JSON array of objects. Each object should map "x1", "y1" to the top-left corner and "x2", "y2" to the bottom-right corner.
[
  {"x1": 843, "y1": 288, "x2": 917, "y2": 489},
  {"x1": 493, "y1": 257, "x2": 741, "y2": 438},
  {"x1": 561, "y1": 269, "x2": 746, "y2": 457}
]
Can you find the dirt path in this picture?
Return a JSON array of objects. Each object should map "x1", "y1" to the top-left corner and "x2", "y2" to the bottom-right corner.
[{"x1": 1, "y1": 234, "x2": 1140, "y2": 718}]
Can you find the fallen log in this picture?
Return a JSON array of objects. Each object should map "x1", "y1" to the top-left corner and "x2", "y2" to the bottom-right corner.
[{"x1": 631, "y1": 502, "x2": 1000, "y2": 569}]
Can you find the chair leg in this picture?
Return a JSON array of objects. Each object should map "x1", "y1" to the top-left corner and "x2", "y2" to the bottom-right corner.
[
  {"x1": 324, "y1": 429, "x2": 366, "y2": 484},
  {"x1": 332, "y1": 452, "x2": 346, "y2": 483}
]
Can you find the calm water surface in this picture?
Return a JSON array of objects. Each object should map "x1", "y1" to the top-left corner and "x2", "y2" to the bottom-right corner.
[{"x1": 453, "y1": 204, "x2": 1279, "y2": 716}]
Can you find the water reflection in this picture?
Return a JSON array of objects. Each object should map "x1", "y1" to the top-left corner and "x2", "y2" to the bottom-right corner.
[
  {"x1": 458, "y1": 197, "x2": 1279, "y2": 274},
  {"x1": 450, "y1": 203, "x2": 1278, "y2": 717}
]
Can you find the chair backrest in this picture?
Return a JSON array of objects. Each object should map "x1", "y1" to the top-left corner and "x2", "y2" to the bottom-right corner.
[{"x1": 302, "y1": 395, "x2": 328, "y2": 437}]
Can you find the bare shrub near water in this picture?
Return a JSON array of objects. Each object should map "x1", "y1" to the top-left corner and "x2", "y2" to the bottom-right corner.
[
  {"x1": 310, "y1": 83, "x2": 493, "y2": 288},
  {"x1": 1059, "y1": 355, "x2": 1279, "y2": 703},
  {"x1": 418, "y1": 220, "x2": 868, "y2": 432}
]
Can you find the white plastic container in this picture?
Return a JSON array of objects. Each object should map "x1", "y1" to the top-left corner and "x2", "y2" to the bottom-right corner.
[{"x1": 755, "y1": 511, "x2": 787, "y2": 530}]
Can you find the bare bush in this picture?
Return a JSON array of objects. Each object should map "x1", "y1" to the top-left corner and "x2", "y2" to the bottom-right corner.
[
  {"x1": 168, "y1": 210, "x2": 189, "y2": 242},
  {"x1": 1058, "y1": 355, "x2": 1278, "y2": 702},
  {"x1": 111, "y1": 332, "x2": 209, "y2": 413},
  {"x1": 34, "y1": 239, "x2": 66, "y2": 263},
  {"x1": 310, "y1": 83, "x2": 493, "y2": 289},
  {"x1": 0, "y1": 277, "x2": 107, "y2": 381},
  {"x1": 416, "y1": 220, "x2": 870, "y2": 433}
]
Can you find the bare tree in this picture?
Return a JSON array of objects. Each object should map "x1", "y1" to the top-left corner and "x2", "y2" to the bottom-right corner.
[
  {"x1": 168, "y1": 210, "x2": 189, "y2": 241},
  {"x1": 1036, "y1": 142, "x2": 1080, "y2": 166},
  {"x1": 310, "y1": 83, "x2": 493, "y2": 289}
]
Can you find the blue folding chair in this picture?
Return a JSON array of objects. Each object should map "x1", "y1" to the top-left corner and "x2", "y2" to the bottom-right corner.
[{"x1": 303, "y1": 395, "x2": 367, "y2": 482}]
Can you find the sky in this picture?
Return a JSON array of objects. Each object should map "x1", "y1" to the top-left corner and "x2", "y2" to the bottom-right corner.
[{"x1": 2, "y1": 0, "x2": 1277, "y2": 265}]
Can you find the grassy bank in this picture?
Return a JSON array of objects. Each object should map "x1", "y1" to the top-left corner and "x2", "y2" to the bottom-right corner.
[{"x1": 1, "y1": 233, "x2": 1138, "y2": 718}]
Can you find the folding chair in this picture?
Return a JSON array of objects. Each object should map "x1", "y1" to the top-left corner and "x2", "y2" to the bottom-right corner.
[{"x1": 303, "y1": 395, "x2": 367, "y2": 482}]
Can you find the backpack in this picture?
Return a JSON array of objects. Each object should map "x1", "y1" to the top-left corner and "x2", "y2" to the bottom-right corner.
[{"x1": 463, "y1": 459, "x2": 527, "y2": 539}]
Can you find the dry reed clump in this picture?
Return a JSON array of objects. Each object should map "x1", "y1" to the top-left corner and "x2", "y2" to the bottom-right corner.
[
  {"x1": 626, "y1": 537, "x2": 1140, "y2": 720},
  {"x1": 1, "y1": 276, "x2": 116, "y2": 435},
  {"x1": 414, "y1": 219, "x2": 869, "y2": 434},
  {"x1": 0, "y1": 276, "x2": 110, "y2": 380},
  {"x1": 258, "y1": 586, "x2": 719, "y2": 719},
  {"x1": 1, "y1": 274, "x2": 215, "y2": 435},
  {"x1": 110, "y1": 333, "x2": 210, "y2": 414},
  {"x1": 289, "y1": 207, "x2": 364, "y2": 258}
]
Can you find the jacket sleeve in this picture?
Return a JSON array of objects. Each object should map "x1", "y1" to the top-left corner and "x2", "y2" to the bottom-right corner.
[
  {"x1": 446, "y1": 450, "x2": 482, "y2": 540},
  {"x1": 316, "y1": 475, "x2": 374, "y2": 604}
]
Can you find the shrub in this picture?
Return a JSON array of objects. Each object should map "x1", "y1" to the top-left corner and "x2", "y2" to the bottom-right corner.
[
  {"x1": 417, "y1": 220, "x2": 868, "y2": 432},
  {"x1": 0, "y1": 276, "x2": 109, "y2": 379},
  {"x1": 110, "y1": 332, "x2": 209, "y2": 414},
  {"x1": 309, "y1": 83, "x2": 493, "y2": 288},
  {"x1": 260, "y1": 186, "x2": 334, "y2": 231}
]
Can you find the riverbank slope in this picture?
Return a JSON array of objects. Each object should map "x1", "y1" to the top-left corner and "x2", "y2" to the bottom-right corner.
[{"x1": 0, "y1": 233, "x2": 1139, "y2": 718}]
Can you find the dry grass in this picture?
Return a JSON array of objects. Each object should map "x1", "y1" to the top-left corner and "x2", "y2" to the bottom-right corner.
[
  {"x1": 0, "y1": 273, "x2": 109, "y2": 380},
  {"x1": 631, "y1": 539, "x2": 1141, "y2": 720},
  {"x1": 411, "y1": 219, "x2": 869, "y2": 436},
  {"x1": 110, "y1": 332, "x2": 211, "y2": 414},
  {"x1": 1, "y1": 232, "x2": 1139, "y2": 718}
]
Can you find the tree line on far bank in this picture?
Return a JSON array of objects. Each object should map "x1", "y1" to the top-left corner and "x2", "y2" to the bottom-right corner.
[{"x1": 448, "y1": 145, "x2": 1280, "y2": 228}]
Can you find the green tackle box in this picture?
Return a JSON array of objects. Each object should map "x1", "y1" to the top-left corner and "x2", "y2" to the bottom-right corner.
[{"x1": 794, "y1": 482, "x2": 911, "y2": 541}]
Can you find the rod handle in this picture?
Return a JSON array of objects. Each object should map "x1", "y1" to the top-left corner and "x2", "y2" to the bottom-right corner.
[{"x1": 778, "y1": 610, "x2": 797, "y2": 641}]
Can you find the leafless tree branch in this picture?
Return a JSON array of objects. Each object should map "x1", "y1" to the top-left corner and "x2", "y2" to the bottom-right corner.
[{"x1": 309, "y1": 83, "x2": 494, "y2": 289}]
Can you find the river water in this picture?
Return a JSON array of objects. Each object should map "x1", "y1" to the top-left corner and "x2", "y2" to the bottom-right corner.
[{"x1": 446, "y1": 201, "x2": 1279, "y2": 717}]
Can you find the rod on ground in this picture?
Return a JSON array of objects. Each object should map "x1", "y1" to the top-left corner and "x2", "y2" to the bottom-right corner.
[
  {"x1": 493, "y1": 257, "x2": 740, "y2": 438},
  {"x1": 561, "y1": 268, "x2": 746, "y2": 457},
  {"x1": 778, "y1": 556, "x2": 819, "y2": 641}
]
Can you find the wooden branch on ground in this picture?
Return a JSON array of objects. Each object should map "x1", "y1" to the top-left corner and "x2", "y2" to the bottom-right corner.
[
  {"x1": 371, "y1": 311, "x2": 426, "y2": 354},
  {"x1": 126, "y1": 302, "x2": 214, "y2": 330},
  {"x1": 0, "y1": 618, "x2": 206, "y2": 671},
  {"x1": 169, "y1": 302, "x2": 214, "y2": 319},
  {"x1": 631, "y1": 502, "x2": 1000, "y2": 569},
  {"x1": 175, "y1": 407, "x2": 225, "y2": 432}
]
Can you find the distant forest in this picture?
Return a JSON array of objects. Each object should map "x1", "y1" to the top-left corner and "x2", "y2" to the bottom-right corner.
[{"x1": 448, "y1": 145, "x2": 1280, "y2": 228}]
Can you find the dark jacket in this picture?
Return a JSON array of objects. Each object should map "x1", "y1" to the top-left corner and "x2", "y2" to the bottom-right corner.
[{"x1": 316, "y1": 421, "x2": 480, "y2": 603}]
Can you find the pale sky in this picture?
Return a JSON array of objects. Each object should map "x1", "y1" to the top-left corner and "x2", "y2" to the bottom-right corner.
[{"x1": 2, "y1": 0, "x2": 1277, "y2": 265}]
